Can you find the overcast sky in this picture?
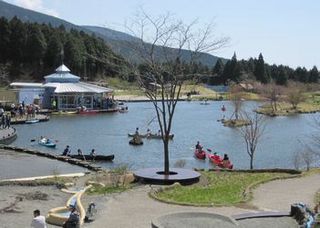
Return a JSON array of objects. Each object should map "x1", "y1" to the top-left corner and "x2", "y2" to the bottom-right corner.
[{"x1": 4, "y1": 0, "x2": 320, "y2": 69}]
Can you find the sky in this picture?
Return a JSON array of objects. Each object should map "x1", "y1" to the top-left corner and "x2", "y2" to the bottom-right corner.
[{"x1": 4, "y1": 0, "x2": 320, "y2": 69}]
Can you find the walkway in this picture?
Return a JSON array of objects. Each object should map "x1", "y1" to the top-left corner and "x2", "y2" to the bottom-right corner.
[
  {"x1": 84, "y1": 173, "x2": 320, "y2": 228},
  {"x1": 84, "y1": 185, "x2": 254, "y2": 228},
  {"x1": 251, "y1": 172, "x2": 320, "y2": 211}
]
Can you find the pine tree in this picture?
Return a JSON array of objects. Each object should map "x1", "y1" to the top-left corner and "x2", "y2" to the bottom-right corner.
[
  {"x1": 0, "y1": 18, "x2": 10, "y2": 63},
  {"x1": 254, "y1": 53, "x2": 269, "y2": 83},
  {"x1": 309, "y1": 66, "x2": 319, "y2": 83}
]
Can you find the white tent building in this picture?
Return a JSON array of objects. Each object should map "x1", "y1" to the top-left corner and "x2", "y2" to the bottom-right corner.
[{"x1": 11, "y1": 64, "x2": 113, "y2": 110}]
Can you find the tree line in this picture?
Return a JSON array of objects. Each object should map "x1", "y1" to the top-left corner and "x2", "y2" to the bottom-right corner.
[
  {"x1": 0, "y1": 16, "x2": 128, "y2": 84},
  {"x1": 209, "y1": 53, "x2": 319, "y2": 85}
]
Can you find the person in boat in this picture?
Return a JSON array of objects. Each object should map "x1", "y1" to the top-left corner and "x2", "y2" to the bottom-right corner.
[
  {"x1": 195, "y1": 141, "x2": 203, "y2": 151},
  {"x1": 146, "y1": 128, "x2": 151, "y2": 137},
  {"x1": 90, "y1": 149, "x2": 96, "y2": 157},
  {"x1": 62, "y1": 145, "x2": 71, "y2": 156},
  {"x1": 135, "y1": 127, "x2": 139, "y2": 136},
  {"x1": 77, "y1": 149, "x2": 83, "y2": 156},
  {"x1": 222, "y1": 154, "x2": 230, "y2": 167}
]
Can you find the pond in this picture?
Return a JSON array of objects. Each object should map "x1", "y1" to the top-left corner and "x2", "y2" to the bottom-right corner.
[{"x1": 12, "y1": 101, "x2": 319, "y2": 170}]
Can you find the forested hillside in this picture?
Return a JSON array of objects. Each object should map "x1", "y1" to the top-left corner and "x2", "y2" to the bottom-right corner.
[
  {"x1": 208, "y1": 53, "x2": 319, "y2": 85},
  {"x1": 0, "y1": 17, "x2": 128, "y2": 84}
]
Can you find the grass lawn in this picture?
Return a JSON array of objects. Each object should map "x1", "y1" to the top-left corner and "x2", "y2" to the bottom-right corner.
[
  {"x1": 256, "y1": 101, "x2": 320, "y2": 116},
  {"x1": 153, "y1": 171, "x2": 292, "y2": 206}
]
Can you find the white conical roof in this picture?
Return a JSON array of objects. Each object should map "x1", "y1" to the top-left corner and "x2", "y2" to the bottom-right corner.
[{"x1": 55, "y1": 64, "x2": 71, "y2": 73}]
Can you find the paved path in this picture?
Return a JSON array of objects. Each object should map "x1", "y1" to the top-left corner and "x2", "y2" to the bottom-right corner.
[
  {"x1": 84, "y1": 173, "x2": 320, "y2": 228},
  {"x1": 251, "y1": 173, "x2": 320, "y2": 211},
  {"x1": 84, "y1": 185, "x2": 254, "y2": 228}
]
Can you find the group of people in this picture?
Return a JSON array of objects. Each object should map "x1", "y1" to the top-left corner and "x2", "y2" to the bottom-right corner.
[
  {"x1": 10, "y1": 102, "x2": 39, "y2": 120},
  {"x1": 62, "y1": 145, "x2": 96, "y2": 157},
  {"x1": 195, "y1": 141, "x2": 231, "y2": 162},
  {"x1": 135, "y1": 127, "x2": 161, "y2": 137},
  {"x1": 0, "y1": 112, "x2": 11, "y2": 129},
  {"x1": 31, "y1": 205, "x2": 80, "y2": 228}
]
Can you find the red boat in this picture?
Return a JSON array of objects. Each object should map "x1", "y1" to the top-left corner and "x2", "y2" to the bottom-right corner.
[
  {"x1": 208, "y1": 153, "x2": 233, "y2": 169},
  {"x1": 194, "y1": 149, "x2": 206, "y2": 159}
]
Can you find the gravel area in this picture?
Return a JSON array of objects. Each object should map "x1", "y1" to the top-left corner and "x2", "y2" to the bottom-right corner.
[{"x1": 0, "y1": 185, "x2": 69, "y2": 228}]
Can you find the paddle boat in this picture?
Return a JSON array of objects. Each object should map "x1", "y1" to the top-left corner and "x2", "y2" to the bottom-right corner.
[
  {"x1": 207, "y1": 153, "x2": 233, "y2": 169},
  {"x1": 128, "y1": 133, "x2": 174, "y2": 140},
  {"x1": 25, "y1": 119, "x2": 40, "y2": 124},
  {"x1": 194, "y1": 149, "x2": 206, "y2": 160},
  {"x1": 68, "y1": 154, "x2": 114, "y2": 161},
  {"x1": 38, "y1": 138, "x2": 56, "y2": 148}
]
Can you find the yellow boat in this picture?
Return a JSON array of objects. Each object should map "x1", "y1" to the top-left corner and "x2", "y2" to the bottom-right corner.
[{"x1": 51, "y1": 111, "x2": 78, "y2": 115}]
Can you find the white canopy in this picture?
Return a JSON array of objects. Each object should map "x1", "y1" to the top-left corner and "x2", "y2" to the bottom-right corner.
[{"x1": 44, "y1": 82, "x2": 112, "y2": 94}]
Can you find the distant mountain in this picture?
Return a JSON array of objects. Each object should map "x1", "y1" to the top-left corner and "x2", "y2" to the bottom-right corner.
[{"x1": 0, "y1": 0, "x2": 225, "y2": 66}]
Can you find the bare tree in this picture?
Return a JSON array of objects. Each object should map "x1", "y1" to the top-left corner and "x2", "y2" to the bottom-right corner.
[
  {"x1": 239, "y1": 112, "x2": 265, "y2": 169},
  {"x1": 229, "y1": 84, "x2": 243, "y2": 120},
  {"x1": 126, "y1": 11, "x2": 228, "y2": 174},
  {"x1": 261, "y1": 83, "x2": 283, "y2": 112},
  {"x1": 285, "y1": 83, "x2": 306, "y2": 110}
]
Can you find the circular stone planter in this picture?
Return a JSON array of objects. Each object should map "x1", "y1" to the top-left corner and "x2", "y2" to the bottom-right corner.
[
  {"x1": 134, "y1": 168, "x2": 200, "y2": 185},
  {"x1": 152, "y1": 212, "x2": 238, "y2": 228}
]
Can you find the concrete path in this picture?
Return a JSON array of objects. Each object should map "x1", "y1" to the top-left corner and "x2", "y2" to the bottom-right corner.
[
  {"x1": 251, "y1": 173, "x2": 320, "y2": 211},
  {"x1": 84, "y1": 185, "x2": 254, "y2": 228},
  {"x1": 84, "y1": 173, "x2": 320, "y2": 228}
]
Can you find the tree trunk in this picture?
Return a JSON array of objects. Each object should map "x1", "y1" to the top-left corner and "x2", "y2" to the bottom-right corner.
[
  {"x1": 250, "y1": 155, "x2": 253, "y2": 170},
  {"x1": 163, "y1": 139, "x2": 170, "y2": 174}
]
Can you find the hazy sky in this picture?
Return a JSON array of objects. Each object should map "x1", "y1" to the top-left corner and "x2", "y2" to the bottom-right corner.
[{"x1": 4, "y1": 0, "x2": 320, "y2": 69}]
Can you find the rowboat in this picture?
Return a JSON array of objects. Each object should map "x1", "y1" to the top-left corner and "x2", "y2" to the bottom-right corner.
[
  {"x1": 128, "y1": 133, "x2": 174, "y2": 140},
  {"x1": 25, "y1": 119, "x2": 40, "y2": 124},
  {"x1": 129, "y1": 138, "x2": 143, "y2": 145},
  {"x1": 207, "y1": 153, "x2": 233, "y2": 169},
  {"x1": 38, "y1": 140, "x2": 56, "y2": 148},
  {"x1": 69, "y1": 154, "x2": 114, "y2": 161},
  {"x1": 194, "y1": 149, "x2": 206, "y2": 159}
]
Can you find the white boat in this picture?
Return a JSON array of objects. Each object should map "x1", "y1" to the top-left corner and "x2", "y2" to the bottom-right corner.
[{"x1": 25, "y1": 119, "x2": 40, "y2": 124}]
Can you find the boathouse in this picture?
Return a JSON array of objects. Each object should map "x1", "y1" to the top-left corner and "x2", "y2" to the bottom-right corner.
[{"x1": 10, "y1": 64, "x2": 113, "y2": 110}]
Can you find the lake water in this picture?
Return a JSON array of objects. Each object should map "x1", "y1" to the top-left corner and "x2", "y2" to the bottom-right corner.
[{"x1": 12, "y1": 101, "x2": 319, "y2": 170}]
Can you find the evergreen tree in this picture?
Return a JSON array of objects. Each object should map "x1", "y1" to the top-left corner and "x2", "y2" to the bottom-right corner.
[
  {"x1": 212, "y1": 58, "x2": 224, "y2": 76},
  {"x1": 309, "y1": 66, "x2": 319, "y2": 83},
  {"x1": 222, "y1": 52, "x2": 241, "y2": 83},
  {"x1": 0, "y1": 18, "x2": 10, "y2": 62},
  {"x1": 44, "y1": 33, "x2": 63, "y2": 68},
  {"x1": 26, "y1": 24, "x2": 47, "y2": 65},
  {"x1": 254, "y1": 53, "x2": 269, "y2": 83},
  {"x1": 8, "y1": 16, "x2": 27, "y2": 63}
]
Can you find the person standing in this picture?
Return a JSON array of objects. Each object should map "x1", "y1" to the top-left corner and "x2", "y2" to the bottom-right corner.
[
  {"x1": 221, "y1": 104, "x2": 226, "y2": 119},
  {"x1": 31, "y1": 209, "x2": 47, "y2": 228},
  {"x1": 63, "y1": 205, "x2": 80, "y2": 228},
  {"x1": 62, "y1": 145, "x2": 71, "y2": 156}
]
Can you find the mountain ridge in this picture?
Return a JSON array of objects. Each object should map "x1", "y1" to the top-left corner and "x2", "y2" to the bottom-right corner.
[{"x1": 0, "y1": 0, "x2": 225, "y2": 66}]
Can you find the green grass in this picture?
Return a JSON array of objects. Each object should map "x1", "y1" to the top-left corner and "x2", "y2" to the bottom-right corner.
[
  {"x1": 86, "y1": 184, "x2": 128, "y2": 195},
  {"x1": 154, "y1": 171, "x2": 291, "y2": 206}
]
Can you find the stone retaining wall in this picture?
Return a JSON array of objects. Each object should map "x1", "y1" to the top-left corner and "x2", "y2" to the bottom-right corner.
[{"x1": 0, "y1": 145, "x2": 104, "y2": 172}]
